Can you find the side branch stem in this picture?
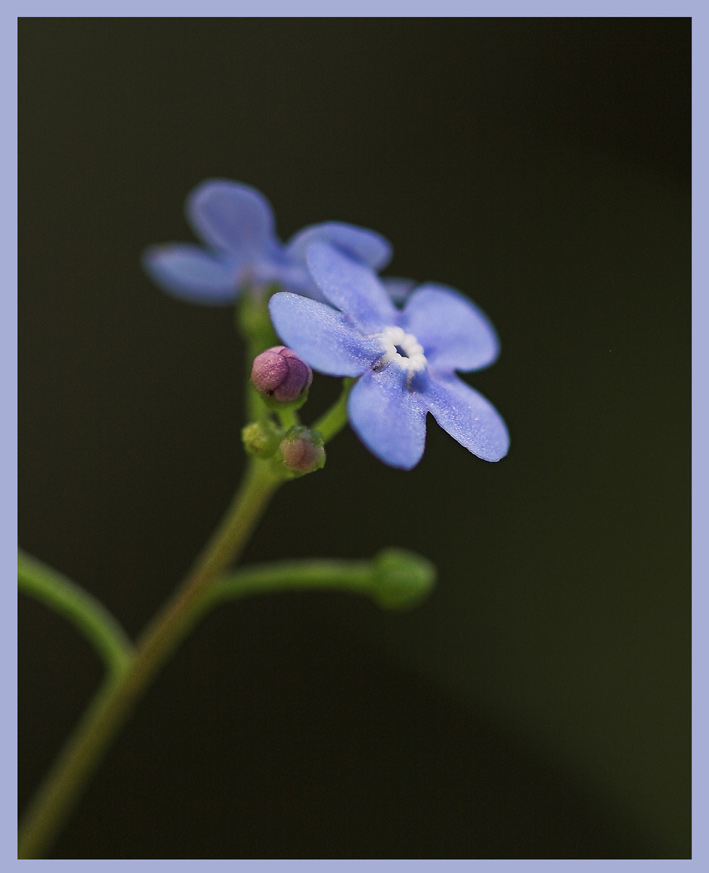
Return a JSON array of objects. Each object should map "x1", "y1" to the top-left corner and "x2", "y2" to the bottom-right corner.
[{"x1": 18, "y1": 552, "x2": 134, "y2": 676}]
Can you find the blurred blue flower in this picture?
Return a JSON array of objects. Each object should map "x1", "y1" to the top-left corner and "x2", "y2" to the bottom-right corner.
[
  {"x1": 143, "y1": 179, "x2": 391, "y2": 305},
  {"x1": 270, "y1": 242, "x2": 509, "y2": 469}
]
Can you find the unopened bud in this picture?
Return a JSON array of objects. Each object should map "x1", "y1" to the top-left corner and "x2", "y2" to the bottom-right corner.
[
  {"x1": 242, "y1": 421, "x2": 280, "y2": 458},
  {"x1": 279, "y1": 426, "x2": 325, "y2": 477},
  {"x1": 371, "y1": 549, "x2": 436, "y2": 609},
  {"x1": 251, "y1": 346, "x2": 313, "y2": 405}
]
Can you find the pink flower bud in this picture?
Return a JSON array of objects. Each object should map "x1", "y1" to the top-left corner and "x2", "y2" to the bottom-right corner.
[
  {"x1": 251, "y1": 346, "x2": 313, "y2": 404},
  {"x1": 279, "y1": 427, "x2": 325, "y2": 476}
]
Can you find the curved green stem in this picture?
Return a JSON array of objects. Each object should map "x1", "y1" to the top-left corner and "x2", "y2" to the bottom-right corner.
[
  {"x1": 18, "y1": 551, "x2": 134, "y2": 676},
  {"x1": 206, "y1": 548, "x2": 436, "y2": 612},
  {"x1": 312, "y1": 377, "x2": 353, "y2": 443},
  {"x1": 18, "y1": 458, "x2": 283, "y2": 860}
]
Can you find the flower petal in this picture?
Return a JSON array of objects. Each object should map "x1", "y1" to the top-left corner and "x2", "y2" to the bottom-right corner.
[
  {"x1": 306, "y1": 242, "x2": 398, "y2": 333},
  {"x1": 402, "y1": 285, "x2": 500, "y2": 372},
  {"x1": 348, "y1": 368, "x2": 428, "y2": 470},
  {"x1": 142, "y1": 244, "x2": 240, "y2": 304},
  {"x1": 382, "y1": 277, "x2": 416, "y2": 305},
  {"x1": 187, "y1": 179, "x2": 279, "y2": 259},
  {"x1": 426, "y1": 373, "x2": 509, "y2": 461},
  {"x1": 287, "y1": 222, "x2": 392, "y2": 272},
  {"x1": 269, "y1": 292, "x2": 381, "y2": 377}
]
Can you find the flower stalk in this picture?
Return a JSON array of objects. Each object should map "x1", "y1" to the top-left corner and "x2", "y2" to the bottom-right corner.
[
  {"x1": 312, "y1": 378, "x2": 354, "y2": 444},
  {"x1": 19, "y1": 453, "x2": 436, "y2": 858},
  {"x1": 19, "y1": 458, "x2": 283, "y2": 859}
]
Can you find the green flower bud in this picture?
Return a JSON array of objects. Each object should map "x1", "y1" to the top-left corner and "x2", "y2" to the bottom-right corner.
[
  {"x1": 242, "y1": 421, "x2": 280, "y2": 458},
  {"x1": 371, "y1": 548, "x2": 437, "y2": 609}
]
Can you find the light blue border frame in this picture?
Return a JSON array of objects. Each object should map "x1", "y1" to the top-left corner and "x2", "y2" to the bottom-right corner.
[{"x1": 9, "y1": 2, "x2": 700, "y2": 868}]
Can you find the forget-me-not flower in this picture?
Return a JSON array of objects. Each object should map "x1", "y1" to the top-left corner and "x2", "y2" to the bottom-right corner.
[
  {"x1": 143, "y1": 179, "x2": 392, "y2": 304},
  {"x1": 269, "y1": 242, "x2": 510, "y2": 469}
]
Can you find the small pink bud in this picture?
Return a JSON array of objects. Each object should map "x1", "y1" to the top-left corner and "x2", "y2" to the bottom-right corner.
[
  {"x1": 251, "y1": 346, "x2": 313, "y2": 404},
  {"x1": 279, "y1": 427, "x2": 325, "y2": 476}
]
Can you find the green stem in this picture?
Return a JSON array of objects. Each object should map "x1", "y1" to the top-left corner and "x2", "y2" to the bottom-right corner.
[
  {"x1": 236, "y1": 287, "x2": 280, "y2": 425},
  {"x1": 204, "y1": 548, "x2": 436, "y2": 612},
  {"x1": 277, "y1": 406, "x2": 300, "y2": 430},
  {"x1": 18, "y1": 458, "x2": 283, "y2": 860},
  {"x1": 209, "y1": 558, "x2": 376, "y2": 606},
  {"x1": 312, "y1": 378, "x2": 353, "y2": 443},
  {"x1": 18, "y1": 551, "x2": 134, "y2": 676}
]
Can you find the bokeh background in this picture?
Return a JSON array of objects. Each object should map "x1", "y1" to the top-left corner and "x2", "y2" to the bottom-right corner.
[{"x1": 19, "y1": 18, "x2": 690, "y2": 859}]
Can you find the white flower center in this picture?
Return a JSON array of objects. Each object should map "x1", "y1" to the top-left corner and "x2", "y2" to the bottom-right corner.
[{"x1": 374, "y1": 326, "x2": 427, "y2": 376}]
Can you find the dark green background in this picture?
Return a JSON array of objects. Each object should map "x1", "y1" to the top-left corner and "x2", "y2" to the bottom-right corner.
[{"x1": 19, "y1": 18, "x2": 690, "y2": 859}]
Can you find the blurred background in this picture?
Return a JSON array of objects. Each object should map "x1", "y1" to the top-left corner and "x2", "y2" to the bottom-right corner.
[{"x1": 19, "y1": 18, "x2": 690, "y2": 859}]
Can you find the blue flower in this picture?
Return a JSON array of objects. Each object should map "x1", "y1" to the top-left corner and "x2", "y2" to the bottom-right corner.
[
  {"x1": 143, "y1": 179, "x2": 392, "y2": 305},
  {"x1": 269, "y1": 242, "x2": 509, "y2": 469}
]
